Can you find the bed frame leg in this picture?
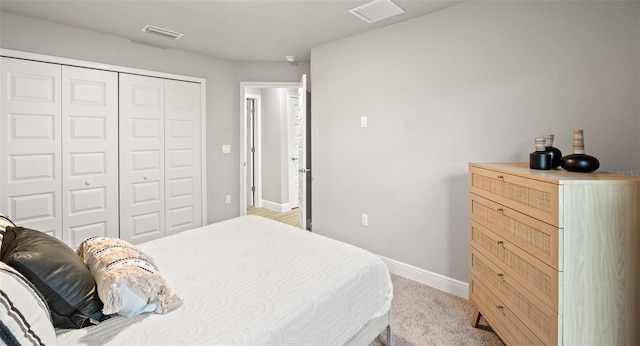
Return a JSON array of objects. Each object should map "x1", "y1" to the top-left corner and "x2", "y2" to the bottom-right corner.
[
  {"x1": 386, "y1": 324, "x2": 392, "y2": 346},
  {"x1": 386, "y1": 310, "x2": 392, "y2": 346}
]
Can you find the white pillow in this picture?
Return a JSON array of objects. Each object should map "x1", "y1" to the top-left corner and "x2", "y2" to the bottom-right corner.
[
  {"x1": 0, "y1": 262, "x2": 56, "y2": 346},
  {"x1": 76, "y1": 237, "x2": 182, "y2": 317}
]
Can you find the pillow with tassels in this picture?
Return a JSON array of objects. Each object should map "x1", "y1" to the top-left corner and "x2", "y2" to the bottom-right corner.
[{"x1": 76, "y1": 237, "x2": 182, "y2": 318}]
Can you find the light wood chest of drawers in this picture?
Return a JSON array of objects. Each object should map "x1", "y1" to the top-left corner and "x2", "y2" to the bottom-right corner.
[{"x1": 468, "y1": 162, "x2": 640, "y2": 345}]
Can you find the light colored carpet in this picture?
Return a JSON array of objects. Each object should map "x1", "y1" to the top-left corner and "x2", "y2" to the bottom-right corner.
[{"x1": 370, "y1": 275, "x2": 505, "y2": 346}]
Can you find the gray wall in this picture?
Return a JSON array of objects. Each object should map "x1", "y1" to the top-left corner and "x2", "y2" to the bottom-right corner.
[
  {"x1": 2, "y1": 2, "x2": 639, "y2": 285},
  {"x1": 260, "y1": 88, "x2": 298, "y2": 206},
  {"x1": 261, "y1": 88, "x2": 283, "y2": 204},
  {"x1": 0, "y1": 11, "x2": 310, "y2": 224},
  {"x1": 310, "y1": 1, "x2": 640, "y2": 282}
]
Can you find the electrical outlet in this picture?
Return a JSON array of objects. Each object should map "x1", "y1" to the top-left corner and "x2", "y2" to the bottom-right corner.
[
  {"x1": 225, "y1": 195, "x2": 231, "y2": 204},
  {"x1": 361, "y1": 116, "x2": 368, "y2": 128},
  {"x1": 361, "y1": 213, "x2": 368, "y2": 227}
]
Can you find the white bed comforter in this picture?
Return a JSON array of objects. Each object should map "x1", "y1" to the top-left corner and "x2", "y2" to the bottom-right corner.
[{"x1": 55, "y1": 215, "x2": 393, "y2": 345}]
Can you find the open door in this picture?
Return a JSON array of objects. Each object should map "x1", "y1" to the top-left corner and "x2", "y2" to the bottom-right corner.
[
  {"x1": 295, "y1": 75, "x2": 310, "y2": 230},
  {"x1": 287, "y1": 94, "x2": 299, "y2": 210}
]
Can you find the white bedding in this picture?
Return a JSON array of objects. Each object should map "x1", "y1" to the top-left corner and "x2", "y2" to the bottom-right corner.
[{"x1": 55, "y1": 215, "x2": 393, "y2": 345}]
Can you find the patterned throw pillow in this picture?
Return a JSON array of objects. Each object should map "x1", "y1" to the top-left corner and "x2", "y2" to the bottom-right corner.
[
  {"x1": 0, "y1": 214, "x2": 16, "y2": 257},
  {"x1": 0, "y1": 262, "x2": 56, "y2": 346},
  {"x1": 77, "y1": 237, "x2": 182, "y2": 318}
]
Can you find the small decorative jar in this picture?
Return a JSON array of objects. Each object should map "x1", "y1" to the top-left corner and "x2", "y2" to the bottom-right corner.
[
  {"x1": 544, "y1": 134, "x2": 562, "y2": 169},
  {"x1": 530, "y1": 137, "x2": 552, "y2": 170}
]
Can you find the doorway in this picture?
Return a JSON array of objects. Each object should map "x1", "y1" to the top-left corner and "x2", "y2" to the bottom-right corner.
[{"x1": 240, "y1": 76, "x2": 310, "y2": 230}]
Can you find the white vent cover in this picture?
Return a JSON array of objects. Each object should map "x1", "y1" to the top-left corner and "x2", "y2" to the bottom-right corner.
[
  {"x1": 348, "y1": 0, "x2": 405, "y2": 23},
  {"x1": 140, "y1": 25, "x2": 184, "y2": 40}
]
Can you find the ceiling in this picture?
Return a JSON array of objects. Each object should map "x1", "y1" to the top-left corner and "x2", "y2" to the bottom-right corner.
[{"x1": 0, "y1": 0, "x2": 458, "y2": 62}]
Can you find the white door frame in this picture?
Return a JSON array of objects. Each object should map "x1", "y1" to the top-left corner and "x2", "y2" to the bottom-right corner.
[
  {"x1": 245, "y1": 93, "x2": 262, "y2": 208},
  {"x1": 239, "y1": 81, "x2": 301, "y2": 217}
]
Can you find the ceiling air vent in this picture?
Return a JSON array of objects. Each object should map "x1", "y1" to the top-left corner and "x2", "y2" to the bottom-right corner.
[
  {"x1": 140, "y1": 25, "x2": 184, "y2": 40},
  {"x1": 348, "y1": 0, "x2": 405, "y2": 23}
]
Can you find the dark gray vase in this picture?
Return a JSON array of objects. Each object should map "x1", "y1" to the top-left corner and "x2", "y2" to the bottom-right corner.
[
  {"x1": 544, "y1": 135, "x2": 562, "y2": 169},
  {"x1": 560, "y1": 129, "x2": 599, "y2": 173},
  {"x1": 561, "y1": 154, "x2": 600, "y2": 173}
]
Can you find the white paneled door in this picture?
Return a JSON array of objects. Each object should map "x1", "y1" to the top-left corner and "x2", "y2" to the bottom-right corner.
[
  {"x1": 0, "y1": 58, "x2": 62, "y2": 239},
  {"x1": 119, "y1": 74, "x2": 165, "y2": 244},
  {"x1": 62, "y1": 66, "x2": 119, "y2": 247},
  {"x1": 164, "y1": 80, "x2": 202, "y2": 235},
  {"x1": 119, "y1": 75, "x2": 202, "y2": 243},
  {"x1": 2, "y1": 53, "x2": 204, "y2": 246}
]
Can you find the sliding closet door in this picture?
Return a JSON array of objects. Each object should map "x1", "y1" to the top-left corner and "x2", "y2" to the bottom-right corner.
[
  {"x1": 0, "y1": 58, "x2": 62, "y2": 239},
  {"x1": 119, "y1": 74, "x2": 165, "y2": 244},
  {"x1": 165, "y1": 80, "x2": 202, "y2": 235},
  {"x1": 61, "y1": 66, "x2": 119, "y2": 247}
]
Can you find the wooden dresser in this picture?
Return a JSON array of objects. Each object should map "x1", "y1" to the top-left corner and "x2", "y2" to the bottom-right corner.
[{"x1": 468, "y1": 162, "x2": 640, "y2": 345}]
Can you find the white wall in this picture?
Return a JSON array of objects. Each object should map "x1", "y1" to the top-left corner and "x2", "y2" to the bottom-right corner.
[
  {"x1": 0, "y1": 11, "x2": 310, "y2": 224},
  {"x1": 311, "y1": 1, "x2": 640, "y2": 282}
]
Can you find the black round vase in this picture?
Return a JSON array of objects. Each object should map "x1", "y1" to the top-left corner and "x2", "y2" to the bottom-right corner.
[
  {"x1": 560, "y1": 154, "x2": 600, "y2": 173},
  {"x1": 545, "y1": 146, "x2": 562, "y2": 169}
]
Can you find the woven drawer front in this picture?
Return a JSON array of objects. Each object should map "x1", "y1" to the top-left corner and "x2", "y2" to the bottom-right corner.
[
  {"x1": 471, "y1": 249, "x2": 557, "y2": 344},
  {"x1": 470, "y1": 195, "x2": 560, "y2": 270},
  {"x1": 469, "y1": 167, "x2": 560, "y2": 227},
  {"x1": 470, "y1": 278, "x2": 545, "y2": 346},
  {"x1": 470, "y1": 221, "x2": 558, "y2": 309}
]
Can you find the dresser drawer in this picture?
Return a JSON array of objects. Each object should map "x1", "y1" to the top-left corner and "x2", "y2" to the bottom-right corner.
[
  {"x1": 469, "y1": 166, "x2": 561, "y2": 227},
  {"x1": 470, "y1": 220, "x2": 558, "y2": 310},
  {"x1": 471, "y1": 248, "x2": 559, "y2": 345},
  {"x1": 470, "y1": 194, "x2": 561, "y2": 270},
  {"x1": 470, "y1": 277, "x2": 546, "y2": 346}
]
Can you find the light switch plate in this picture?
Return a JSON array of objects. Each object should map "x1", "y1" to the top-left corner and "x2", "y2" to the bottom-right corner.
[{"x1": 222, "y1": 144, "x2": 231, "y2": 153}]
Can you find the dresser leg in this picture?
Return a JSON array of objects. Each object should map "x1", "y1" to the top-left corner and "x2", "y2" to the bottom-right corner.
[{"x1": 471, "y1": 306, "x2": 482, "y2": 328}]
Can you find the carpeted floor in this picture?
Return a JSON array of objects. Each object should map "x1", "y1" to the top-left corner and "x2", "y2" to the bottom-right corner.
[{"x1": 369, "y1": 275, "x2": 505, "y2": 346}]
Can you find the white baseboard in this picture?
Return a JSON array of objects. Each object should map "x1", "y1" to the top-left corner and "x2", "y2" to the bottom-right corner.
[
  {"x1": 380, "y1": 256, "x2": 469, "y2": 299},
  {"x1": 261, "y1": 200, "x2": 289, "y2": 212}
]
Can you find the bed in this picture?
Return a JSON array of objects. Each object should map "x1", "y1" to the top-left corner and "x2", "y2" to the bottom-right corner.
[{"x1": 1, "y1": 215, "x2": 393, "y2": 345}]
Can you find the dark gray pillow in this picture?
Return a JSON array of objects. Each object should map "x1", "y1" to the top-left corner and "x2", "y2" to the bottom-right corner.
[{"x1": 0, "y1": 226, "x2": 108, "y2": 329}]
